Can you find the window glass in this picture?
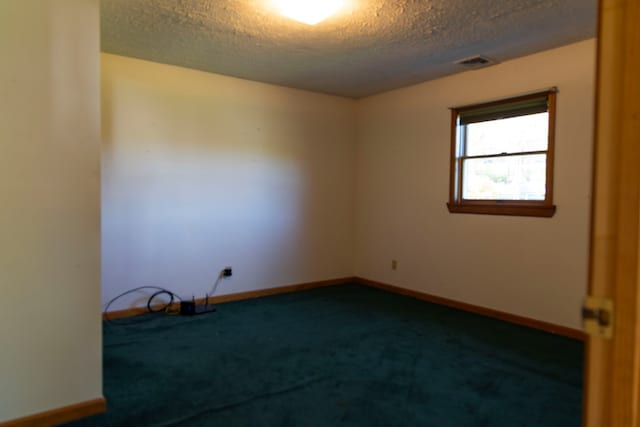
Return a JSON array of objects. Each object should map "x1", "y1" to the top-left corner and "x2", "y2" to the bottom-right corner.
[
  {"x1": 462, "y1": 154, "x2": 547, "y2": 200},
  {"x1": 465, "y1": 113, "x2": 549, "y2": 157}
]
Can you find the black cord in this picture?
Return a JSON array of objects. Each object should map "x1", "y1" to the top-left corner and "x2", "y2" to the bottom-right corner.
[
  {"x1": 104, "y1": 269, "x2": 226, "y2": 325},
  {"x1": 103, "y1": 286, "x2": 182, "y2": 324},
  {"x1": 208, "y1": 271, "x2": 224, "y2": 298},
  {"x1": 147, "y1": 290, "x2": 175, "y2": 313}
]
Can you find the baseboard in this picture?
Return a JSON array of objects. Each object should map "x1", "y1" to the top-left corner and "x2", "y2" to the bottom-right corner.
[
  {"x1": 195, "y1": 276, "x2": 356, "y2": 305},
  {"x1": 103, "y1": 276, "x2": 585, "y2": 340},
  {"x1": 104, "y1": 306, "x2": 149, "y2": 320},
  {"x1": 104, "y1": 277, "x2": 356, "y2": 320},
  {"x1": 355, "y1": 277, "x2": 585, "y2": 341},
  {"x1": 0, "y1": 397, "x2": 106, "y2": 427}
]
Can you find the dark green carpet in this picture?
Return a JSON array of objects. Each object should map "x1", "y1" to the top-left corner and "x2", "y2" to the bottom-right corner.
[{"x1": 67, "y1": 284, "x2": 583, "y2": 427}]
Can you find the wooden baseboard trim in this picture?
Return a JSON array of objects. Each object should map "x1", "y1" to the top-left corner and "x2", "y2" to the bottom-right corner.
[
  {"x1": 104, "y1": 277, "x2": 356, "y2": 320},
  {"x1": 104, "y1": 306, "x2": 148, "y2": 320},
  {"x1": 355, "y1": 277, "x2": 585, "y2": 341},
  {"x1": 103, "y1": 276, "x2": 585, "y2": 340},
  {"x1": 198, "y1": 276, "x2": 356, "y2": 304},
  {"x1": 0, "y1": 397, "x2": 106, "y2": 427}
]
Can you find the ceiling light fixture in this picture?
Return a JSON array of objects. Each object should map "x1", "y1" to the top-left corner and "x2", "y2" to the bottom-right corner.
[{"x1": 273, "y1": 0, "x2": 346, "y2": 25}]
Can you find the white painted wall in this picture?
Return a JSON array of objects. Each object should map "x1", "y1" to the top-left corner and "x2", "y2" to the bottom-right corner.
[
  {"x1": 0, "y1": 0, "x2": 102, "y2": 423},
  {"x1": 101, "y1": 54, "x2": 356, "y2": 310},
  {"x1": 355, "y1": 40, "x2": 596, "y2": 329}
]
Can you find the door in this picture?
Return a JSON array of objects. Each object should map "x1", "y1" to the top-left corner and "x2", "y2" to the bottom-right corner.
[{"x1": 584, "y1": 0, "x2": 640, "y2": 426}]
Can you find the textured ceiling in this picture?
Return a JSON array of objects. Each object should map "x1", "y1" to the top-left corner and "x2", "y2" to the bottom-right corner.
[{"x1": 101, "y1": 0, "x2": 597, "y2": 98}]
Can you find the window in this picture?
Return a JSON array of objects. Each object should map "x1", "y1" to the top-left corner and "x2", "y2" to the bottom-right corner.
[{"x1": 447, "y1": 90, "x2": 557, "y2": 217}]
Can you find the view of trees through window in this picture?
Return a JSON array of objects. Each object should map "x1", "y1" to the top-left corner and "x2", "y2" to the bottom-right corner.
[{"x1": 461, "y1": 112, "x2": 549, "y2": 200}]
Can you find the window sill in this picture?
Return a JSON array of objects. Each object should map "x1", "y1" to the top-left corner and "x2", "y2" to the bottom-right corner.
[{"x1": 446, "y1": 203, "x2": 556, "y2": 217}]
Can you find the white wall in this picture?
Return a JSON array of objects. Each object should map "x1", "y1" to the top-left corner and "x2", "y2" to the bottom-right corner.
[
  {"x1": 355, "y1": 40, "x2": 596, "y2": 329},
  {"x1": 103, "y1": 40, "x2": 595, "y2": 327},
  {"x1": 0, "y1": 0, "x2": 102, "y2": 423},
  {"x1": 102, "y1": 54, "x2": 356, "y2": 310}
]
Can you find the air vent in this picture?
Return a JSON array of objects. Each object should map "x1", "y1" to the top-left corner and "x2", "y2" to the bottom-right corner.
[{"x1": 454, "y1": 55, "x2": 495, "y2": 68}]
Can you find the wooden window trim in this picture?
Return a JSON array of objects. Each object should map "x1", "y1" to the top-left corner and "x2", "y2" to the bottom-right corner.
[{"x1": 447, "y1": 90, "x2": 557, "y2": 218}]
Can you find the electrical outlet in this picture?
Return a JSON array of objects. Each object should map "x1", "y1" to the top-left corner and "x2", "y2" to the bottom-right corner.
[
  {"x1": 391, "y1": 260, "x2": 397, "y2": 270},
  {"x1": 223, "y1": 266, "x2": 233, "y2": 277}
]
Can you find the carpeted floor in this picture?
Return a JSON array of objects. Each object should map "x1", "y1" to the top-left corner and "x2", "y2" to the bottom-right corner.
[{"x1": 66, "y1": 284, "x2": 583, "y2": 427}]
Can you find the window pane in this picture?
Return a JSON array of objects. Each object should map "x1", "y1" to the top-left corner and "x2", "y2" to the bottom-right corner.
[
  {"x1": 462, "y1": 154, "x2": 547, "y2": 200},
  {"x1": 465, "y1": 112, "x2": 548, "y2": 156}
]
